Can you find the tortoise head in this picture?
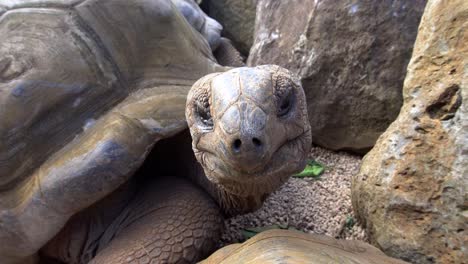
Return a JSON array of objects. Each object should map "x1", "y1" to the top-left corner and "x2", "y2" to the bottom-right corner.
[{"x1": 186, "y1": 65, "x2": 312, "y2": 214}]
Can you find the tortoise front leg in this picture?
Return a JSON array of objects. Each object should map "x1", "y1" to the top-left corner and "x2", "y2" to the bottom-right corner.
[
  {"x1": 213, "y1": 38, "x2": 245, "y2": 67},
  {"x1": 90, "y1": 176, "x2": 223, "y2": 264}
]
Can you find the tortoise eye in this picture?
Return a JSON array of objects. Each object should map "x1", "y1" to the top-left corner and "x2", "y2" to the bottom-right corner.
[
  {"x1": 193, "y1": 88, "x2": 214, "y2": 129},
  {"x1": 196, "y1": 100, "x2": 213, "y2": 128},
  {"x1": 275, "y1": 75, "x2": 296, "y2": 118},
  {"x1": 277, "y1": 90, "x2": 294, "y2": 117}
]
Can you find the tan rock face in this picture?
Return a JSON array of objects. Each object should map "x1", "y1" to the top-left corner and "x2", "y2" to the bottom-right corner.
[
  {"x1": 352, "y1": 0, "x2": 467, "y2": 263},
  {"x1": 248, "y1": 0, "x2": 426, "y2": 153}
]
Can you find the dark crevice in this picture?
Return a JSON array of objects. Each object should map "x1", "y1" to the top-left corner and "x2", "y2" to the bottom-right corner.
[{"x1": 426, "y1": 84, "x2": 462, "y2": 120}]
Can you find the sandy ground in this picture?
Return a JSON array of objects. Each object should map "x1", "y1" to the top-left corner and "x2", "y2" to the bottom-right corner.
[{"x1": 219, "y1": 145, "x2": 368, "y2": 246}]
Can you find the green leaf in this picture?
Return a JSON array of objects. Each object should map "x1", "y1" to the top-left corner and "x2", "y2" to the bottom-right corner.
[
  {"x1": 345, "y1": 216, "x2": 355, "y2": 229},
  {"x1": 240, "y1": 229, "x2": 258, "y2": 240},
  {"x1": 293, "y1": 159, "x2": 325, "y2": 178},
  {"x1": 241, "y1": 225, "x2": 307, "y2": 240},
  {"x1": 241, "y1": 224, "x2": 288, "y2": 239},
  {"x1": 287, "y1": 226, "x2": 301, "y2": 232}
]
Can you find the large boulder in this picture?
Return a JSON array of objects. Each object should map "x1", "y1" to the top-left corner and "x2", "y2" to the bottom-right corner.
[
  {"x1": 248, "y1": 0, "x2": 426, "y2": 153},
  {"x1": 352, "y1": 0, "x2": 467, "y2": 263},
  {"x1": 203, "y1": 0, "x2": 256, "y2": 55}
]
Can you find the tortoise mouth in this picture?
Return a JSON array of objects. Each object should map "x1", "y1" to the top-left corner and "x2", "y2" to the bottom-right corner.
[{"x1": 197, "y1": 129, "x2": 310, "y2": 191}]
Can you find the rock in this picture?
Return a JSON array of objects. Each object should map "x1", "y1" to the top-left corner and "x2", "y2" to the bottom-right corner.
[
  {"x1": 204, "y1": 0, "x2": 256, "y2": 55},
  {"x1": 248, "y1": 0, "x2": 426, "y2": 153},
  {"x1": 352, "y1": 0, "x2": 467, "y2": 263}
]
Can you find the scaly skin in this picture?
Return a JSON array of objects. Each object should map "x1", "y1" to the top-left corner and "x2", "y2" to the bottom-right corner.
[{"x1": 89, "y1": 177, "x2": 222, "y2": 264}]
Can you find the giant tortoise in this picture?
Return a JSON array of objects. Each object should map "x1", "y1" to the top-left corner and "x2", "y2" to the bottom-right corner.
[
  {"x1": 202, "y1": 229, "x2": 409, "y2": 264},
  {"x1": 0, "y1": 0, "x2": 312, "y2": 263}
]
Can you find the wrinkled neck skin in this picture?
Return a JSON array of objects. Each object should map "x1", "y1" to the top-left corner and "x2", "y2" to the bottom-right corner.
[
  {"x1": 148, "y1": 130, "x2": 281, "y2": 217},
  {"x1": 187, "y1": 162, "x2": 275, "y2": 217},
  {"x1": 187, "y1": 141, "x2": 309, "y2": 217},
  {"x1": 154, "y1": 130, "x2": 271, "y2": 216}
]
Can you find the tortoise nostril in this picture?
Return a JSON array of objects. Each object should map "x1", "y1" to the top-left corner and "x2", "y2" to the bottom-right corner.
[
  {"x1": 252, "y1": 137, "x2": 262, "y2": 147},
  {"x1": 233, "y1": 139, "x2": 242, "y2": 152},
  {"x1": 231, "y1": 137, "x2": 262, "y2": 154}
]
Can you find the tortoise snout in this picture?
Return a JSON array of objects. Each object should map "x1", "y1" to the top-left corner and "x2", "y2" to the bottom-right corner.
[
  {"x1": 231, "y1": 134, "x2": 264, "y2": 155},
  {"x1": 225, "y1": 131, "x2": 269, "y2": 172},
  {"x1": 218, "y1": 101, "x2": 271, "y2": 172}
]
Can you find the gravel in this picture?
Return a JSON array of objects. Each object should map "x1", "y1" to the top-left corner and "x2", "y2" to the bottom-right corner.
[{"x1": 219, "y1": 145, "x2": 368, "y2": 246}]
